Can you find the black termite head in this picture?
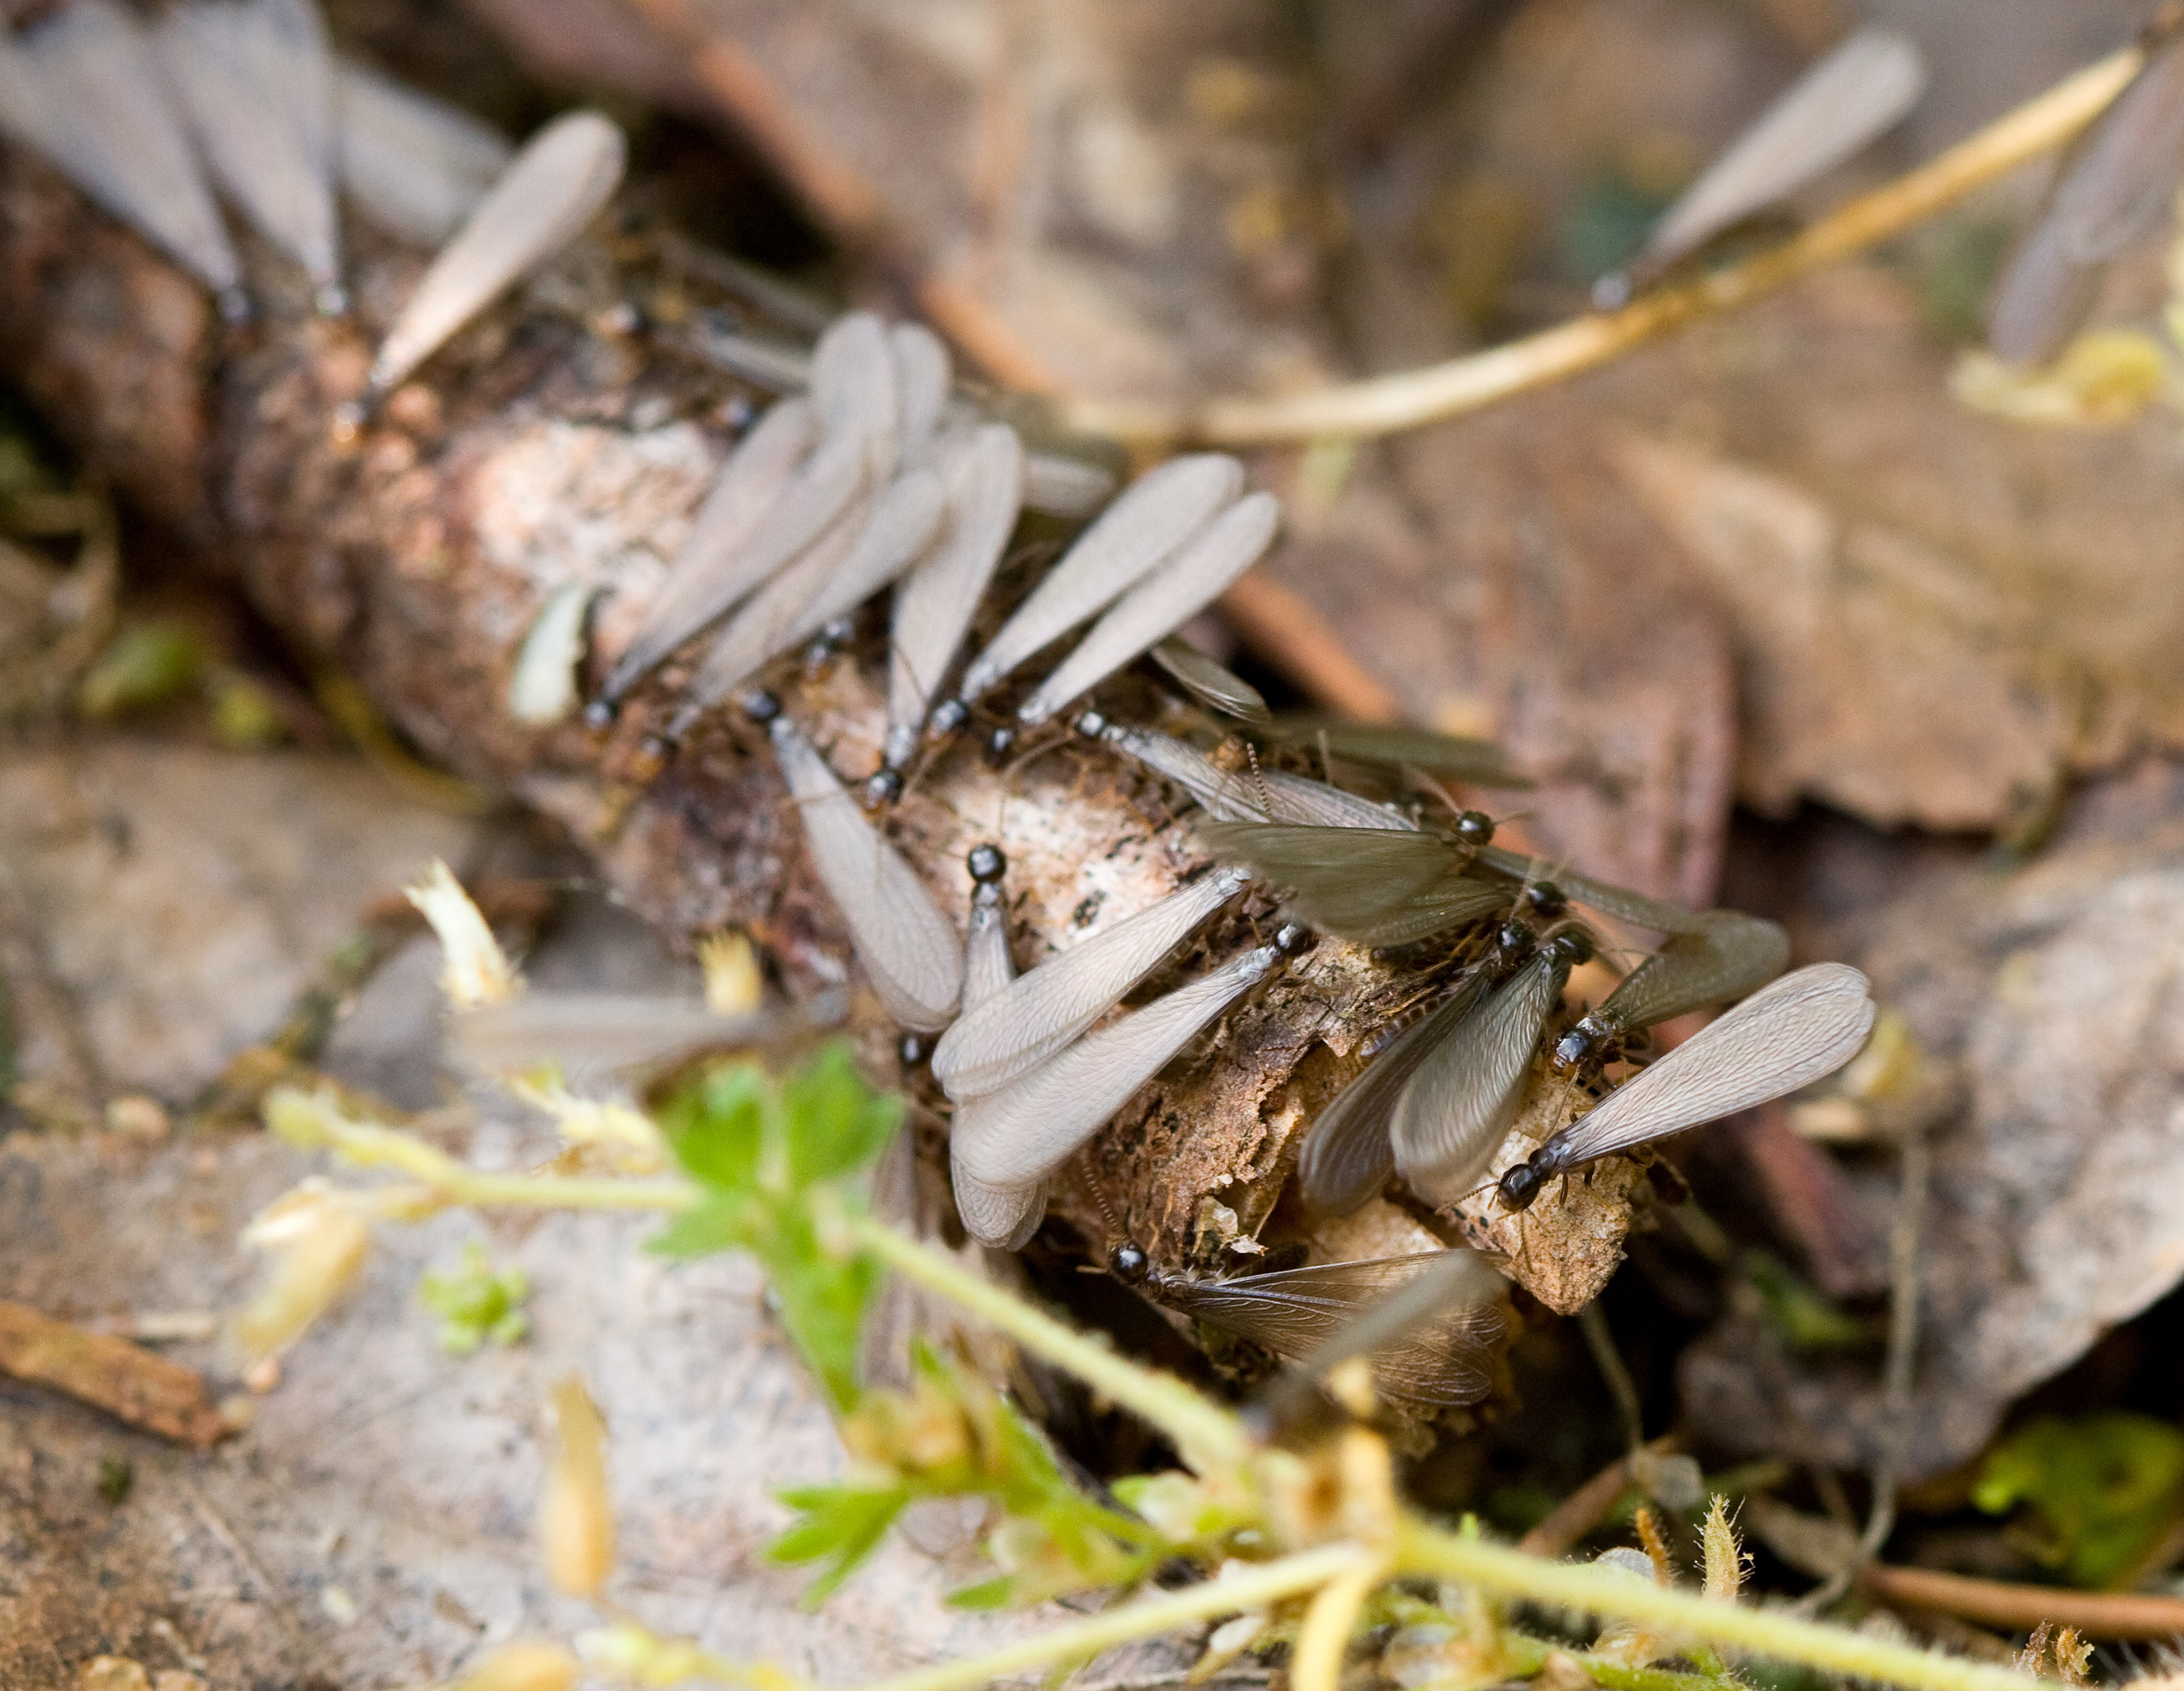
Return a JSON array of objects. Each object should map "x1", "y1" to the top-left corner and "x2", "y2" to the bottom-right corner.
[
  {"x1": 740, "y1": 689, "x2": 783, "y2": 726},
  {"x1": 1545, "y1": 927, "x2": 1596, "y2": 968},
  {"x1": 966, "y1": 842, "x2": 1007, "y2": 885},
  {"x1": 1524, "y1": 881, "x2": 1567, "y2": 921},
  {"x1": 1550, "y1": 1011, "x2": 1616, "y2": 1074},
  {"x1": 984, "y1": 725, "x2": 1017, "y2": 765},
  {"x1": 862, "y1": 767, "x2": 905, "y2": 808},
  {"x1": 1108, "y1": 1242, "x2": 1152, "y2": 1284},
  {"x1": 926, "y1": 699, "x2": 970, "y2": 742},
  {"x1": 1494, "y1": 920, "x2": 1537, "y2": 968},
  {"x1": 899, "y1": 1031, "x2": 931, "y2": 1067},
  {"x1": 1274, "y1": 921, "x2": 1316, "y2": 958},
  {"x1": 1453, "y1": 810, "x2": 1495, "y2": 847}
]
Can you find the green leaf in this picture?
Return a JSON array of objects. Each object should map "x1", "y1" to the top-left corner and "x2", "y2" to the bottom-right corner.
[
  {"x1": 647, "y1": 1192, "x2": 753, "y2": 1262},
  {"x1": 768, "y1": 1481, "x2": 911, "y2": 1602},
  {"x1": 757, "y1": 1207, "x2": 876, "y2": 1413},
  {"x1": 660, "y1": 1060, "x2": 773, "y2": 1197},
  {"x1": 1973, "y1": 1413, "x2": 2184, "y2": 1588},
  {"x1": 782, "y1": 1041, "x2": 902, "y2": 1189},
  {"x1": 946, "y1": 1575, "x2": 1018, "y2": 1610}
]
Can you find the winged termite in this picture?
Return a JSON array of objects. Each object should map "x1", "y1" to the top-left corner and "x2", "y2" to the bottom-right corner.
[
  {"x1": 1499, "y1": 961, "x2": 1875, "y2": 1208},
  {"x1": 1266, "y1": 717, "x2": 1533, "y2": 790},
  {"x1": 1197, "y1": 820, "x2": 1505, "y2": 945},
  {"x1": 931, "y1": 865, "x2": 1253, "y2": 1101},
  {"x1": 332, "y1": 57, "x2": 510, "y2": 248},
  {"x1": 1078, "y1": 714, "x2": 1275, "y2": 823},
  {"x1": 748, "y1": 692, "x2": 962, "y2": 1031},
  {"x1": 665, "y1": 464, "x2": 946, "y2": 737},
  {"x1": 1297, "y1": 941, "x2": 1523, "y2": 1218},
  {"x1": 591, "y1": 397, "x2": 819, "y2": 712},
  {"x1": 946, "y1": 842, "x2": 1050, "y2": 1249},
  {"x1": 1391, "y1": 928, "x2": 1595, "y2": 1204},
  {"x1": 1598, "y1": 25, "x2": 1925, "y2": 305},
  {"x1": 1550, "y1": 908, "x2": 1790, "y2": 1071},
  {"x1": 1150, "y1": 637, "x2": 1272, "y2": 726},
  {"x1": 155, "y1": 0, "x2": 343, "y2": 312},
  {"x1": 809, "y1": 310, "x2": 899, "y2": 477},
  {"x1": 953, "y1": 453, "x2": 1244, "y2": 708},
  {"x1": 1111, "y1": 1247, "x2": 1505, "y2": 1407},
  {"x1": 948, "y1": 931, "x2": 1305, "y2": 1197},
  {"x1": 367, "y1": 108, "x2": 625, "y2": 394},
  {"x1": 890, "y1": 323, "x2": 951, "y2": 465},
  {"x1": 1015, "y1": 492, "x2": 1278, "y2": 728},
  {"x1": 876, "y1": 424, "x2": 1025, "y2": 782},
  {"x1": 1475, "y1": 844, "x2": 1709, "y2": 936},
  {"x1": 0, "y1": 0, "x2": 245, "y2": 309},
  {"x1": 1020, "y1": 451, "x2": 1118, "y2": 519},
  {"x1": 1990, "y1": 23, "x2": 2184, "y2": 366}
]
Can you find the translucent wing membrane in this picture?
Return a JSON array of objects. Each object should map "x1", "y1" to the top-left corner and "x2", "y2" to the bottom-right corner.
[
  {"x1": 957, "y1": 453, "x2": 1243, "y2": 704},
  {"x1": 885, "y1": 424, "x2": 1024, "y2": 766},
  {"x1": 1478, "y1": 845, "x2": 1706, "y2": 935},
  {"x1": 369, "y1": 108, "x2": 625, "y2": 393},
  {"x1": 1016, "y1": 491, "x2": 1280, "y2": 726},
  {"x1": 600, "y1": 397, "x2": 819, "y2": 701},
  {"x1": 1151, "y1": 638, "x2": 1270, "y2": 725},
  {"x1": 1153, "y1": 1253, "x2": 1505, "y2": 1407},
  {"x1": 950, "y1": 944, "x2": 1279, "y2": 1190},
  {"x1": 810, "y1": 310, "x2": 899, "y2": 476},
  {"x1": 1276, "y1": 1248, "x2": 1505, "y2": 1402},
  {"x1": 1253, "y1": 770, "x2": 1418, "y2": 832},
  {"x1": 1986, "y1": 203, "x2": 2106, "y2": 369},
  {"x1": 1635, "y1": 26, "x2": 1925, "y2": 275},
  {"x1": 1298, "y1": 969, "x2": 1496, "y2": 1217},
  {"x1": 1019, "y1": 452, "x2": 1117, "y2": 519},
  {"x1": 931, "y1": 867, "x2": 1252, "y2": 1101},
  {"x1": 890, "y1": 323, "x2": 950, "y2": 465},
  {"x1": 449, "y1": 995, "x2": 795, "y2": 1076},
  {"x1": 1391, "y1": 945, "x2": 1574, "y2": 1203},
  {"x1": 767, "y1": 711, "x2": 962, "y2": 1031},
  {"x1": 1092, "y1": 720, "x2": 1409, "y2": 830},
  {"x1": 157, "y1": 0, "x2": 342, "y2": 307},
  {"x1": 1198, "y1": 822, "x2": 1469, "y2": 940},
  {"x1": 0, "y1": 0, "x2": 243, "y2": 298},
  {"x1": 333, "y1": 57, "x2": 510, "y2": 246},
  {"x1": 1267, "y1": 718, "x2": 1532, "y2": 790},
  {"x1": 1590, "y1": 910, "x2": 1789, "y2": 1036},
  {"x1": 961, "y1": 873, "x2": 1016, "y2": 1012},
  {"x1": 951, "y1": 1159, "x2": 1047, "y2": 1252},
  {"x1": 1546, "y1": 962, "x2": 1875, "y2": 1166}
]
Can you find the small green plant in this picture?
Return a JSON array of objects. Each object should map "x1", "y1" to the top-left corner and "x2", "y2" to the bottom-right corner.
[
  {"x1": 418, "y1": 1242, "x2": 532, "y2": 1354},
  {"x1": 1974, "y1": 1413, "x2": 2184, "y2": 1589}
]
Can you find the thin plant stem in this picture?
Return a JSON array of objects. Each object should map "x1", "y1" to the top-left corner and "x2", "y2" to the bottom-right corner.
[
  {"x1": 1062, "y1": 48, "x2": 2141, "y2": 447},
  {"x1": 304, "y1": 1108, "x2": 700, "y2": 1212},
  {"x1": 854, "y1": 1545, "x2": 1370, "y2": 1691},
  {"x1": 1578, "y1": 1302, "x2": 1646, "y2": 1452},
  {"x1": 848, "y1": 1216, "x2": 1254, "y2": 1474},
  {"x1": 1290, "y1": 1556, "x2": 1388, "y2": 1691},
  {"x1": 1398, "y1": 1521, "x2": 2051, "y2": 1691}
]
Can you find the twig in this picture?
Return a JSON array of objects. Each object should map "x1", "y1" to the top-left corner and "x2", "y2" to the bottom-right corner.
[
  {"x1": 0, "y1": 1297, "x2": 227, "y2": 1445},
  {"x1": 1399, "y1": 1521, "x2": 2055, "y2": 1691},
  {"x1": 1519, "y1": 1436, "x2": 1681, "y2": 1558},
  {"x1": 1062, "y1": 48, "x2": 2143, "y2": 447},
  {"x1": 849, "y1": 1215, "x2": 1253, "y2": 1477},
  {"x1": 1857, "y1": 1565, "x2": 2184, "y2": 1643},
  {"x1": 1578, "y1": 1302, "x2": 1646, "y2": 1453}
]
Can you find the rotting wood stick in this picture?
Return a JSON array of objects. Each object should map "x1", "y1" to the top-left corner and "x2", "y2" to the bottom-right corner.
[
  {"x1": 1517, "y1": 1434, "x2": 1681, "y2": 1558},
  {"x1": 1859, "y1": 1563, "x2": 2184, "y2": 1643},
  {"x1": 0, "y1": 1297, "x2": 226, "y2": 1446}
]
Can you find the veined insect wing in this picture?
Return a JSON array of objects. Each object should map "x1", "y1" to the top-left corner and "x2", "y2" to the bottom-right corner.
[
  {"x1": 1505, "y1": 961, "x2": 1875, "y2": 1207},
  {"x1": 1017, "y1": 491, "x2": 1279, "y2": 726},
  {"x1": 1390, "y1": 932, "x2": 1591, "y2": 1204},
  {"x1": 449, "y1": 991, "x2": 818, "y2": 1078},
  {"x1": 931, "y1": 865, "x2": 1253, "y2": 1101},
  {"x1": 1558, "y1": 908, "x2": 1789, "y2": 1068},
  {"x1": 156, "y1": 0, "x2": 344, "y2": 310},
  {"x1": 1477, "y1": 845, "x2": 1708, "y2": 936},
  {"x1": 956, "y1": 452, "x2": 1243, "y2": 705},
  {"x1": 1253, "y1": 768, "x2": 1418, "y2": 831},
  {"x1": 1986, "y1": 202, "x2": 2106, "y2": 369},
  {"x1": 1082, "y1": 715, "x2": 1273, "y2": 823},
  {"x1": 884, "y1": 423, "x2": 1025, "y2": 770},
  {"x1": 2049, "y1": 23, "x2": 2184, "y2": 264},
  {"x1": 0, "y1": 0, "x2": 244, "y2": 300},
  {"x1": 889, "y1": 322, "x2": 951, "y2": 464},
  {"x1": 950, "y1": 1151, "x2": 1047, "y2": 1251},
  {"x1": 1150, "y1": 637, "x2": 1271, "y2": 726},
  {"x1": 369, "y1": 108, "x2": 625, "y2": 394},
  {"x1": 1197, "y1": 820, "x2": 1462, "y2": 939},
  {"x1": 1341, "y1": 877, "x2": 1518, "y2": 950},
  {"x1": 761, "y1": 702, "x2": 963, "y2": 1031},
  {"x1": 1267, "y1": 716, "x2": 1534, "y2": 790},
  {"x1": 949, "y1": 943, "x2": 1281, "y2": 1190},
  {"x1": 1020, "y1": 450, "x2": 1117, "y2": 519},
  {"x1": 1155, "y1": 1252, "x2": 1504, "y2": 1407},
  {"x1": 1632, "y1": 25, "x2": 1925, "y2": 278},
  {"x1": 600, "y1": 396, "x2": 819, "y2": 703},
  {"x1": 1298, "y1": 967, "x2": 1497, "y2": 1218},
  {"x1": 810, "y1": 310, "x2": 899, "y2": 473},
  {"x1": 333, "y1": 56, "x2": 510, "y2": 247},
  {"x1": 961, "y1": 842, "x2": 1015, "y2": 1010}
]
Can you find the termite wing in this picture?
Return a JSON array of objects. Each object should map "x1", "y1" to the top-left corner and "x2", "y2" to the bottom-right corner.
[
  {"x1": 947, "y1": 931, "x2": 1308, "y2": 1242},
  {"x1": 947, "y1": 843, "x2": 1050, "y2": 1252},
  {"x1": 748, "y1": 692, "x2": 963, "y2": 1031},
  {"x1": 1114, "y1": 1246, "x2": 1505, "y2": 1407},
  {"x1": 952, "y1": 454, "x2": 1244, "y2": 709},
  {"x1": 1264, "y1": 717, "x2": 1534, "y2": 790},
  {"x1": 369, "y1": 108, "x2": 625, "y2": 394},
  {"x1": 0, "y1": 0, "x2": 244, "y2": 309},
  {"x1": 1080, "y1": 714, "x2": 1417, "y2": 830},
  {"x1": 155, "y1": 0, "x2": 344, "y2": 312},
  {"x1": 1151, "y1": 638, "x2": 1270, "y2": 725},
  {"x1": 1198, "y1": 819, "x2": 1507, "y2": 946},
  {"x1": 931, "y1": 865, "x2": 1253, "y2": 1101},
  {"x1": 332, "y1": 57, "x2": 510, "y2": 248},
  {"x1": 449, "y1": 992, "x2": 832, "y2": 1081},
  {"x1": 1990, "y1": 22, "x2": 2184, "y2": 366},
  {"x1": 1391, "y1": 928, "x2": 1594, "y2": 1205},
  {"x1": 1601, "y1": 25, "x2": 1925, "y2": 303},
  {"x1": 1551, "y1": 907, "x2": 1790, "y2": 1071},
  {"x1": 1499, "y1": 961, "x2": 1875, "y2": 1208},
  {"x1": 1014, "y1": 491, "x2": 1280, "y2": 727}
]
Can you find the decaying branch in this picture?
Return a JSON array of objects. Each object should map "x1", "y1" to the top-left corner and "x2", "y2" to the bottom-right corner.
[{"x1": 0, "y1": 151, "x2": 1639, "y2": 1327}]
